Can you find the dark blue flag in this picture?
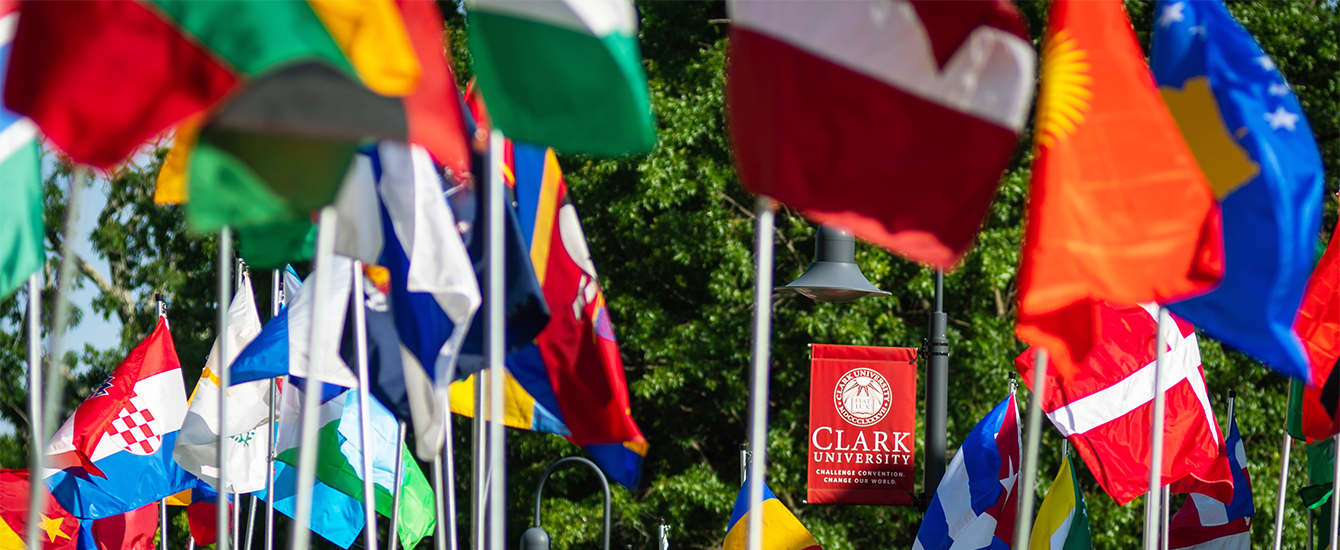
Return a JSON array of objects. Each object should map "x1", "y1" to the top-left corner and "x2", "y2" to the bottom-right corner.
[{"x1": 1152, "y1": 0, "x2": 1324, "y2": 380}]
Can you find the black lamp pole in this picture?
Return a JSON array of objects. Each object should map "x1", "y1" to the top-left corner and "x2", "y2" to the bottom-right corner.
[
  {"x1": 923, "y1": 269, "x2": 949, "y2": 509},
  {"x1": 520, "y1": 457, "x2": 611, "y2": 550}
]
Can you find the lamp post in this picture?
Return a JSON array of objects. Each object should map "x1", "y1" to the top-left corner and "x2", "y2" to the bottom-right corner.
[
  {"x1": 776, "y1": 225, "x2": 890, "y2": 302},
  {"x1": 519, "y1": 457, "x2": 611, "y2": 550}
]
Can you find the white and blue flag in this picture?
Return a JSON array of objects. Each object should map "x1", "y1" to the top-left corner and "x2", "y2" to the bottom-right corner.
[{"x1": 913, "y1": 392, "x2": 1021, "y2": 550}]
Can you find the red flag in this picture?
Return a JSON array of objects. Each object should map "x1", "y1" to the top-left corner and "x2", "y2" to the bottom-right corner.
[
  {"x1": 1016, "y1": 0, "x2": 1224, "y2": 379},
  {"x1": 1015, "y1": 301, "x2": 1232, "y2": 504},
  {"x1": 725, "y1": 0, "x2": 1036, "y2": 268},
  {"x1": 84, "y1": 503, "x2": 158, "y2": 550},
  {"x1": 1294, "y1": 221, "x2": 1340, "y2": 441},
  {"x1": 0, "y1": 469, "x2": 79, "y2": 549}
]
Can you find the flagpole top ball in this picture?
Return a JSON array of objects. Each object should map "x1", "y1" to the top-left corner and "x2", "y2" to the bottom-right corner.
[{"x1": 777, "y1": 225, "x2": 890, "y2": 303}]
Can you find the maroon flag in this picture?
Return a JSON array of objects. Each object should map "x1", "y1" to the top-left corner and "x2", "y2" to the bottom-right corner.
[
  {"x1": 726, "y1": 0, "x2": 1035, "y2": 268},
  {"x1": 806, "y1": 344, "x2": 917, "y2": 506}
]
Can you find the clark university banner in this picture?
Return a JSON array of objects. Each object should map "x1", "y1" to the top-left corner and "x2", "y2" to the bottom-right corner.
[{"x1": 807, "y1": 344, "x2": 917, "y2": 506}]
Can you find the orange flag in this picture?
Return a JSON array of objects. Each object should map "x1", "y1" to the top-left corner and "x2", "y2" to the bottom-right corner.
[{"x1": 1016, "y1": 0, "x2": 1224, "y2": 377}]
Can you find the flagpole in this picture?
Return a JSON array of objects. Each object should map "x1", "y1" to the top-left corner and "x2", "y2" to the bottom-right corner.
[
  {"x1": 1273, "y1": 429, "x2": 1292, "y2": 550},
  {"x1": 745, "y1": 196, "x2": 776, "y2": 550},
  {"x1": 1331, "y1": 410, "x2": 1339, "y2": 550},
  {"x1": 233, "y1": 491, "x2": 242, "y2": 548},
  {"x1": 1143, "y1": 308, "x2": 1172, "y2": 550},
  {"x1": 352, "y1": 260, "x2": 379, "y2": 550},
  {"x1": 391, "y1": 422, "x2": 407, "y2": 550},
  {"x1": 1160, "y1": 486, "x2": 1170, "y2": 550},
  {"x1": 442, "y1": 414, "x2": 458, "y2": 550},
  {"x1": 290, "y1": 205, "x2": 340, "y2": 550},
  {"x1": 431, "y1": 455, "x2": 445, "y2": 550},
  {"x1": 24, "y1": 273, "x2": 41, "y2": 528},
  {"x1": 266, "y1": 269, "x2": 282, "y2": 550},
  {"x1": 27, "y1": 167, "x2": 86, "y2": 550},
  {"x1": 1013, "y1": 348, "x2": 1049, "y2": 550},
  {"x1": 486, "y1": 128, "x2": 508, "y2": 550},
  {"x1": 160, "y1": 498, "x2": 169, "y2": 550},
  {"x1": 471, "y1": 372, "x2": 485, "y2": 550},
  {"x1": 245, "y1": 496, "x2": 257, "y2": 550},
  {"x1": 217, "y1": 226, "x2": 233, "y2": 550}
]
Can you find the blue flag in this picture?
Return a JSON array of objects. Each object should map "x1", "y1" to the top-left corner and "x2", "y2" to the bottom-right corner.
[{"x1": 1152, "y1": 0, "x2": 1324, "y2": 380}]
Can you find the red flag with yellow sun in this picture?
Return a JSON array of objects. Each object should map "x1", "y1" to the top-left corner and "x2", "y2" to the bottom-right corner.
[
  {"x1": 1015, "y1": 0, "x2": 1225, "y2": 378},
  {"x1": 0, "y1": 469, "x2": 78, "y2": 549}
]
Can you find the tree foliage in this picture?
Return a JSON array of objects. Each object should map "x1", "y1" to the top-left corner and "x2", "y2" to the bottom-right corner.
[{"x1": 0, "y1": 1, "x2": 1335, "y2": 549}]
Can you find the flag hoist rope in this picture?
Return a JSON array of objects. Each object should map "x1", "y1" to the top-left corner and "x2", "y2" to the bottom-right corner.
[
  {"x1": 1013, "y1": 348, "x2": 1049, "y2": 550},
  {"x1": 28, "y1": 167, "x2": 86, "y2": 550},
  {"x1": 352, "y1": 259, "x2": 379, "y2": 550},
  {"x1": 290, "y1": 206, "x2": 340, "y2": 550},
  {"x1": 1143, "y1": 308, "x2": 1172, "y2": 550},
  {"x1": 745, "y1": 196, "x2": 776, "y2": 550},
  {"x1": 486, "y1": 128, "x2": 508, "y2": 550},
  {"x1": 266, "y1": 269, "x2": 282, "y2": 550},
  {"x1": 217, "y1": 227, "x2": 233, "y2": 550}
]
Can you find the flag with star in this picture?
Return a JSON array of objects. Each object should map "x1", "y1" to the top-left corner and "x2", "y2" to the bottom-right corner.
[
  {"x1": 1151, "y1": 0, "x2": 1325, "y2": 382},
  {"x1": 0, "y1": 469, "x2": 80, "y2": 550}
]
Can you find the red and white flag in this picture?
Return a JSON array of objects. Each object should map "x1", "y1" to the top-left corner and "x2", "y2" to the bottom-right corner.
[
  {"x1": 1015, "y1": 301, "x2": 1233, "y2": 505},
  {"x1": 726, "y1": 0, "x2": 1035, "y2": 268}
]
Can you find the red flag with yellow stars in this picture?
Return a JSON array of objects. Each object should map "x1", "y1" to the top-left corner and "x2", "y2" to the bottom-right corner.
[
  {"x1": 1016, "y1": 0, "x2": 1225, "y2": 378},
  {"x1": 0, "y1": 469, "x2": 79, "y2": 549}
]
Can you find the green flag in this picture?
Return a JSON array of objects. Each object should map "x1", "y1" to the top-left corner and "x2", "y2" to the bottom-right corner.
[
  {"x1": 467, "y1": 0, "x2": 656, "y2": 155},
  {"x1": 0, "y1": 137, "x2": 43, "y2": 299},
  {"x1": 1030, "y1": 454, "x2": 1093, "y2": 550},
  {"x1": 277, "y1": 391, "x2": 436, "y2": 549},
  {"x1": 1291, "y1": 378, "x2": 1308, "y2": 441}
]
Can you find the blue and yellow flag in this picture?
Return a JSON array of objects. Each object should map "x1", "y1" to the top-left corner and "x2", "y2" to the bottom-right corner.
[
  {"x1": 723, "y1": 482, "x2": 821, "y2": 550},
  {"x1": 1152, "y1": 0, "x2": 1324, "y2": 380}
]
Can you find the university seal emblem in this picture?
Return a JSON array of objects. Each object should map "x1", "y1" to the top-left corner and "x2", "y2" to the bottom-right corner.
[{"x1": 833, "y1": 368, "x2": 891, "y2": 427}]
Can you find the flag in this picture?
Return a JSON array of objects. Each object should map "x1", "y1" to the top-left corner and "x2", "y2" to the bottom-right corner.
[
  {"x1": 1015, "y1": 302, "x2": 1232, "y2": 505},
  {"x1": 75, "y1": 502, "x2": 157, "y2": 550},
  {"x1": 370, "y1": 140, "x2": 480, "y2": 459},
  {"x1": 1151, "y1": 0, "x2": 1325, "y2": 381},
  {"x1": 448, "y1": 139, "x2": 645, "y2": 487},
  {"x1": 1168, "y1": 414, "x2": 1253, "y2": 550},
  {"x1": 1015, "y1": 0, "x2": 1225, "y2": 378},
  {"x1": 3, "y1": 0, "x2": 438, "y2": 170},
  {"x1": 45, "y1": 317, "x2": 196, "y2": 519},
  {"x1": 176, "y1": 482, "x2": 230, "y2": 547},
  {"x1": 913, "y1": 392, "x2": 1020, "y2": 550},
  {"x1": 466, "y1": 0, "x2": 655, "y2": 155},
  {"x1": 273, "y1": 381, "x2": 434, "y2": 549},
  {"x1": 1303, "y1": 440, "x2": 1334, "y2": 550},
  {"x1": 725, "y1": 0, "x2": 1036, "y2": 268},
  {"x1": 230, "y1": 256, "x2": 359, "y2": 390},
  {"x1": 1289, "y1": 221, "x2": 1340, "y2": 442},
  {"x1": 256, "y1": 461, "x2": 364, "y2": 549},
  {"x1": 721, "y1": 481, "x2": 820, "y2": 550},
  {"x1": 173, "y1": 270, "x2": 270, "y2": 493},
  {"x1": 0, "y1": 469, "x2": 79, "y2": 550},
  {"x1": 1029, "y1": 453, "x2": 1091, "y2": 550},
  {"x1": 0, "y1": 3, "x2": 42, "y2": 300}
]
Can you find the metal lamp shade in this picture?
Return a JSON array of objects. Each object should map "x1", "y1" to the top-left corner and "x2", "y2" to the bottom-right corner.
[{"x1": 777, "y1": 225, "x2": 891, "y2": 303}]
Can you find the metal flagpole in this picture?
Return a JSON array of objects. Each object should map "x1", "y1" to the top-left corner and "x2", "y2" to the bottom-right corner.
[
  {"x1": 739, "y1": 444, "x2": 748, "y2": 486},
  {"x1": 159, "y1": 499, "x2": 169, "y2": 550},
  {"x1": 744, "y1": 196, "x2": 776, "y2": 550},
  {"x1": 217, "y1": 228, "x2": 233, "y2": 550},
  {"x1": 189, "y1": 536, "x2": 196, "y2": 550},
  {"x1": 289, "y1": 206, "x2": 340, "y2": 550},
  {"x1": 432, "y1": 455, "x2": 446, "y2": 550},
  {"x1": 1273, "y1": 430, "x2": 1292, "y2": 550},
  {"x1": 1143, "y1": 308, "x2": 1172, "y2": 550},
  {"x1": 266, "y1": 269, "x2": 282, "y2": 550},
  {"x1": 486, "y1": 128, "x2": 508, "y2": 550},
  {"x1": 442, "y1": 413, "x2": 458, "y2": 550},
  {"x1": 24, "y1": 274, "x2": 41, "y2": 534},
  {"x1": 245, "y1": 496, "x2": 257, "y2": 550},
  {"x1": 1160, "y1": 486, "x2": 1170, "y2": 550},
  {"x1": 924, "y1": 269, "x2": 950, "y2": 504},
  {"x1": 1331, "y1": 397, "x2": 1340, "y2": 550},
  {"x1": 233, "y1": 491, "x2": 242, "y2": 548},
  {"x1": 1013, "y1": 349, "x2": 1049, "y2": 550},
  {"x1": 352, "y1": 260, "x2": 379, "y2": 550},
  {"x1": 472, "y1": 372, "x2": 485, "y2": 550},
  {"x1": 391, "y1": 423, "x2": 407, "y2": 550},
  {"x1": 28, "y1": 168, "x2": 85, "y2": 550}
]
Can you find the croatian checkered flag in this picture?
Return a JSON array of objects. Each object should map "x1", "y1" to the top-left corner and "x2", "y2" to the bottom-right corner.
[{"x1": 46, "y1": 316, "x2": 196, "y2": 519}]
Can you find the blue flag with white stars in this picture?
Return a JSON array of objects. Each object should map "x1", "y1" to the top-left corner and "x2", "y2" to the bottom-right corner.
[{"x1": 1152, "y1": 0, "x2": 1324, "y2": 381}]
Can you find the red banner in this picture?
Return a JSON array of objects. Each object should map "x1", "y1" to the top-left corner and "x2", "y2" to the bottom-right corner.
[{"x1": 807, "y1": 344, "x2": 917, "y2": 506}]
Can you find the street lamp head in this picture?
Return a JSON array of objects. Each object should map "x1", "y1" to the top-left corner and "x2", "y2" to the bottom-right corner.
[
  {"x1": 777, "y1": 225, "x2": 890, "y2": 303},
  {"x1": 520, "y1": 527, "x2": 550, "y2": 550}
]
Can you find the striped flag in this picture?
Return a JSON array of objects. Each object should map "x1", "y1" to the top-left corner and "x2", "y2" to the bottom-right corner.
[
  {"x1": 1169, "y1": 415, "x2": 1253, "y2": 550},
  {"x1": 0, "y1": 3, "x2": 43, "y2": 300},
  {"x1": 1030, "y1": 453, "x2": 1092, "y2": 550}
]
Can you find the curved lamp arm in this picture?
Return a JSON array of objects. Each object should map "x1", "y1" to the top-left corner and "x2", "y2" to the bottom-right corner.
[{"x1": 532, "y1": 457, "x2": 611, "y2": 550}]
